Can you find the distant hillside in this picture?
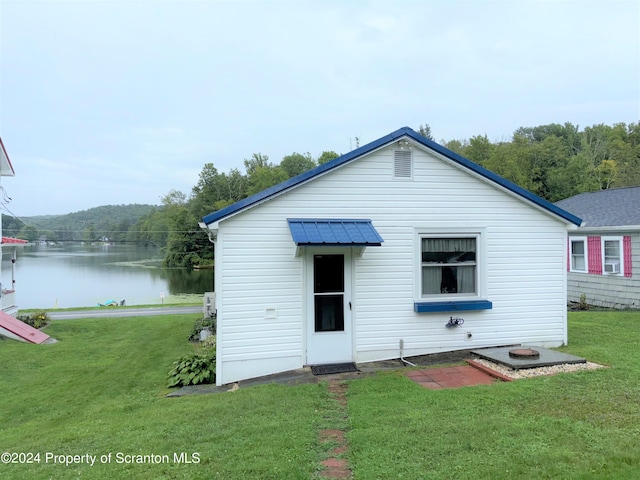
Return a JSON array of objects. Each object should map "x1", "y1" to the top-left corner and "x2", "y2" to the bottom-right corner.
[{"x1": 4, "y1": 204, "x2": 160, "y2": 242}]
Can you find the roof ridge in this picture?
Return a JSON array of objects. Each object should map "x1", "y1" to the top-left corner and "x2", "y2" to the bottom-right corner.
[{"x1": 202, "y1": 127, "x2": 581, "y2": 226}]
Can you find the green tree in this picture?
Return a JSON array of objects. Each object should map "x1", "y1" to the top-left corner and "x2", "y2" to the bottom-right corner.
[
  {"x1": 605, "y1": 123, "x2": 640, "y2": 188},
  {"x1": 83, "y1": 225, "x2": 96, "y2": 242},
  {"x1": 465, "y1": 135, "x2": 495, "y2": 166},
  {"x1": 243, "y1": 153, "x2": 271, "y2": 176},
  {"x1": 514, "y1": 122, "x2": 581, "y2": 155},
  {"x1": 56, "y1": 225, "x2": 75, "y2": 242},
  {"x1": 280, "y1": 152, "x2": 316, "y2": 178},
  {"x1": 22, "y1": 204, "x2": 157, "y2": 242},
  {"x1": 594, "y1": 159, "x2": 618, "y2": 190},
  {"x1": 160, "y1": 191, "x2": 212, "y2": 268},
  {"x1": 1, "y1": 215, "x2": 24, "y2": 238},
  {"x1": 546, "y1": 152, "x2": 597, "y2": 201},
  {"x1": 528, "y1": 135, "x2": 571, "y2": 200},
  {"x1": 246, "y1": 165, "x2": 288, "y2": 196},
  {"x1": 442, "y1": 139, "x2": 468, "y2": 156},
  {"x1": 190, "y1": 165, "x2": 247, "y2": 218},
  {"x1": 17, "y1": 224, "x2": 38, "y2": 242},
  {"x1": 162, "y1": 207, "x2": 210, "y2": 268},
  {"x1": 317, "y1": 151, "x2": 339, "y2": 165},
  {"x1": 483, "y1": 137, "x2": 535, "y2": 192},
  {"x1": 418, "y1": 123, "x2": 434, "y2": 141},
  {"x1": 128, "y1": 209, "x2": 170, "y2": 248},
  {"x1": 162, "y1": 190, "x2": 187, "y2": 206},
  {"x1": 149, "y1": 121, "x2": 640, "y2": 269}
]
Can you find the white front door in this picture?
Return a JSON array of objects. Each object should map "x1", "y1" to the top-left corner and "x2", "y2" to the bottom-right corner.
[{"x1": 306, "y1": 249, "x2": 353, "y2": 365}]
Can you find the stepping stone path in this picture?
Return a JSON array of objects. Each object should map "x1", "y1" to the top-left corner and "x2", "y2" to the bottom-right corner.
[
  {"x1": 315, "y1": 365, "x2": 503, "y2": 477},
  {"x1": 319, "y1": 380, "x2": 352, "y2": 478}
]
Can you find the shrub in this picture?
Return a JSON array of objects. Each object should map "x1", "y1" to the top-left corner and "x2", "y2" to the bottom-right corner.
[
  {"x1": 188, "y1": 315, "x2": 217, "y2": 342},
  {"x1": 200, "y1": 334, "x2": 216, "y2": 350},
  {"x1": 579, "y1": 293, "x2": 589, "y2": 310},
  {"x1": 17, "y1": 310, "x2": 50, "y2": 329},
  {"x1": 167, "y1": 348, "x2": 216, "y2": 388}
]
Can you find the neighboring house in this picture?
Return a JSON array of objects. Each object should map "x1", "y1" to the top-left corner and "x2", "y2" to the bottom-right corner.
[
  {"x1": 200, "y1": 127, "x2": 582, "y2": 386},
  {"x1": 1, "y1": 236, "x2": 28, "y2": 315},
  {"x1": 0, "y1": 138, "x2": 45, "y2": 343},
  {"x1": 555, "y1": 186, "x2": 639, "y2": 309},
  {"x1": 0, "y1": 137, "x2": 18, "y2": 315}
]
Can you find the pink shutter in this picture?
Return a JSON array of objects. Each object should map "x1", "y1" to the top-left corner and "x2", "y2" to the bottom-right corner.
[
  {"x1": 567, "y1": 237, "x2": 570, "y2": 272},
  {"x1": 587, "y1": 236, "x2": 602, "y2": 275},
  {"x1": 623, "y1": 236, "x2": 632, "y2": 277}
]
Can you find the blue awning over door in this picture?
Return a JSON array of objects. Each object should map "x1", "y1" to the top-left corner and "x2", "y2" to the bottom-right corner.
[{"x1": 287, "y1": 219, "x2": 384, "y2": 246}]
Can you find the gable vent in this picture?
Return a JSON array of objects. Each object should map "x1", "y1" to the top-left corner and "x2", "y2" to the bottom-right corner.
[{"x1": 394, "y1": 150, "x2": 413, "y2": 178}]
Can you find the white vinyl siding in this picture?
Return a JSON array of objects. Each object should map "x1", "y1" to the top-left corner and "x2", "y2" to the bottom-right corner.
[{"x1": 214, "y1": 145, "x2": 570, "y2": 384}]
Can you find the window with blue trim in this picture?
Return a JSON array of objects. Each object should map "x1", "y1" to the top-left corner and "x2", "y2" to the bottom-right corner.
[{"x1": 420, "y1": 235, "x2": 478, "y2": 297}]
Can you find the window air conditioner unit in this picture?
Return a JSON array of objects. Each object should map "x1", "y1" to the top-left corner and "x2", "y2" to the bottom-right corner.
[{"x1": 604, "y1": 262, "x2": 620, "y2": 274}]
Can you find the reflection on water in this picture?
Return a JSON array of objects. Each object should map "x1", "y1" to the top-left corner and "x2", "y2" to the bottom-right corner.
[{"x1": 1, "y1": 243, "x2": 213, "y2": 309}]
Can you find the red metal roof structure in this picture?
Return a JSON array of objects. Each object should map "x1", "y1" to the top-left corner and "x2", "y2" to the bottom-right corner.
[
  {"x1": 0, "y1": 311, "x2": 51, "y2": 344},
  {"x1": 2, "y1": 237, "x2": 27, "y2": 244}
]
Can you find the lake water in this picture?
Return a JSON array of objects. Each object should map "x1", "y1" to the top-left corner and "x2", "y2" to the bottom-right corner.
[{"x1": 1, "y1": 243, "x2": 214, "y2": 309}]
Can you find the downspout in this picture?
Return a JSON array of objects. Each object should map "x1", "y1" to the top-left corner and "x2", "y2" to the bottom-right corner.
[
  {"x1": 199, "y1": 222, "x2": 217, "y2": 245},
  {"x1": 198, "y1": 222, "x2": 216, "y2": 292},
  {"x1": 399, "y1": 339, "x2": 416, "y2": 367},
  {"x1": 199, "y1": 221, "x2": 221, "y2": 386}
]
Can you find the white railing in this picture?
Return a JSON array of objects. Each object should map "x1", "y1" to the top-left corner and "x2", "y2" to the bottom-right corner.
[{"x1": 1, "y1": 290, "x2": 17, "y2": 312}]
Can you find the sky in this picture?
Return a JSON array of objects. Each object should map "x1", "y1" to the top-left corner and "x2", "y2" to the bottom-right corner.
[{"x1": 0, "y1": 0, "x2": 638, "y2": 217}]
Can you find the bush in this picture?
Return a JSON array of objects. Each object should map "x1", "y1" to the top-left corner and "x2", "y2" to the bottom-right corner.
[
  {"x1": 167, "y1": 348, "x2": 216, "y2": 388},
  {"x1": 188, "y1": 315, "x2": 217, "y2": 342},
  {"x1": 200, "y1": 334, "x2": 216, "y2": 350},
  {"x1": 17, "y1": 310, "x2": 50, "y2": 329},
  {"x1": 579, "y1": 293, "x2": 589, "y2": 310}
]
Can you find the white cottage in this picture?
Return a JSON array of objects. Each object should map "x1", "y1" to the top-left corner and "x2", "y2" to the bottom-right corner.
[{"x1": 200, "y1": 127, "x2": 582, "y2": 385}]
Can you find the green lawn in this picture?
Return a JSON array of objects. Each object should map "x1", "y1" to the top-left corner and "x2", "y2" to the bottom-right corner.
[
  {"x1": 347, "y1": 311, "x2": 640, "y2": 479},
  {"x1": 0, "y1": 315, "x2": 325, "y2": 479},
  {"x1": 1, "y1": 311, "x2": 639, "y2": 479}
]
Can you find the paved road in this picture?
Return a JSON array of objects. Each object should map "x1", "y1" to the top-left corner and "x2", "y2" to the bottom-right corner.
[{"x1": 49, "y1": 305, "x2": 201, "y2": 320}]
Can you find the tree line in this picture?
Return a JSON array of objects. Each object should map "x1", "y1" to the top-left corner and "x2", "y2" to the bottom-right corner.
[
  {"x1": 438, "y1": 122, "x2": 640, "y2": 202},
  {"x1": 127, "y1": 151, "x2": 341, "y2": 268},
  {"x1": 4, "y1": 204, "x2": 158, "y2": 243},
  {"x1": 9, "y1": 122, "x2": 639, "y2": 268},
  {"x1": 132, "y1": 121, "x2": 639, "y2": 268}
]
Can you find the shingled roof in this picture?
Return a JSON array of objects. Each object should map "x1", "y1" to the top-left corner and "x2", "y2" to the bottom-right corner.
[{"x1": 555, "y1": 186, "x2": 640, "y2": 227}]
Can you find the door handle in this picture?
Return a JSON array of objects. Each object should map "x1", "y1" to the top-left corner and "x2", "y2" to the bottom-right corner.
[{"x1": 349, "y1": 301, "x2": 352, "y2": 310}]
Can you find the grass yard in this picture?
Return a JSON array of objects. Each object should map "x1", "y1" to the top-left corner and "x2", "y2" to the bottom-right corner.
[
  {"x1": 0, "y1": 315, "x2": 326, "y2": 479},
  {"x1": 1, "y1": 311, "x2": 639, "y2": 479},
  {"x1": 348, "y1": 311, "x2": 640, "y2": 479}
]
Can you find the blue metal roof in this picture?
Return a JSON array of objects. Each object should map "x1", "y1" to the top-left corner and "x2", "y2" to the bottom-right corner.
[
  {"x1": 202, "y1": 127, "x2": 582, "y2": 226},
  {"x1": 287, "y1": 219, "x2": 384, "y2": 246}
]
